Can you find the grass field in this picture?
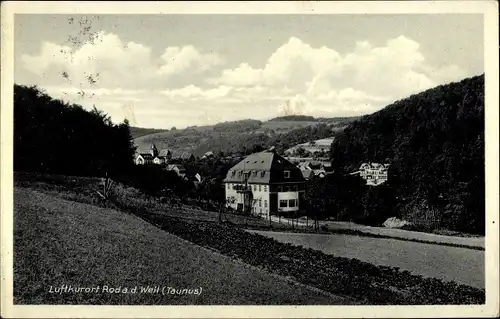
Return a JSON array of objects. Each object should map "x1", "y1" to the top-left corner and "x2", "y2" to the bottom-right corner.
[
  {"x1": 129, "y1": 127, "x2": 168, "y2": 139},
  {"x1": 14, "y1": 187, "x2": 350, "y2": 305},
  {"x1": 13, "y1": 173, "x2": 485, "y2": 305}
]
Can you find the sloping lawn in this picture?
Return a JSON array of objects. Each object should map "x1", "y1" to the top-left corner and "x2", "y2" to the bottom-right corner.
[{"x1": 13, "y1": 187, "x2": 350, "y2": 305}]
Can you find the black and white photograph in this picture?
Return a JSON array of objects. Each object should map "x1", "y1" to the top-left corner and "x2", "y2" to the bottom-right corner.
[{"x1": 1, "y1": 1, "x2": 499, "y2": 318}]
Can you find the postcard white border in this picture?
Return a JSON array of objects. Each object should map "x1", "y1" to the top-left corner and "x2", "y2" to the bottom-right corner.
[{"x1": 1, "y1": 1, "x2": 499, "y2": 318}]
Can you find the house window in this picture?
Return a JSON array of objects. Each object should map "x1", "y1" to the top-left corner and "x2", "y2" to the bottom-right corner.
[
  {"x1": 285, "y1": 186, "x2": 291, "y2": 192},
  {"x1": 279, "y1": 200, "x2": 288, "y2": 208},
  {"x1": 232, "y1": 171, "x2": 236, "y2": 176},
  {"x1": 264, "y1": 185, "x2": 268, "y2": 192},
  {"x1": 260, "y1": 171, "x2": 265, "y2": 177},
  {"x1": 253, "y1": 171, "x2": 257, "y2": 176},
  {"x1": 253, "y1": 185, "x2": 256, "y2": 191},
  {"x1": 293, "y1": 185, "x2": 298, "y2": 191},
  {"x1": 258, "y1": 185, "x2": 261, "y2": 192},
  {"x1": 264, "y1": 200, "x2": 268, "y2": 208},
  {"x1": 288, "y1": 199, "x2": 296, "y2": 207},
  {"x1": 284, "y1": 170, "x2": 290, "y2": 178},
  {"x1": 259, "y1": 199, "x2": 262, "y2": 207},
  {"x1": 278, "y1": 186, "x2": 283, "y2": 192}
]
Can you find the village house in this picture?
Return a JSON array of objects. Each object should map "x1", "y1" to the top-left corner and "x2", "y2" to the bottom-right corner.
[
  {"x1": 223, "y1": 149, "x2": 306, "y2": 217},
  {"x1": 166, "y1": 164, "x2": 187, "y2": 178},
  {"x1": 135, "y1": 144, "x2": 158, "y2": 165},
  {"x1": 135, "y1": 144, "x2": 173, "y2": 166},
  {"x1": 178, "y1": 152, "x2": 196, "y2": 162},
  {"x1": 359, "y1": 162, "x2": 390, "y2": 186},
  {"x1": 201, "y1": 151, "x2": 214, "y2": 160},
  {"x1": 297, "y1": 161, "x2": 334, "y2": 180},
  {"x1": 155, "y1": 148, "x2": 173, "y2": 164}
]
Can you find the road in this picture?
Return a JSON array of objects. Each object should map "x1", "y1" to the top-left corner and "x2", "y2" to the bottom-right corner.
[
  {"x1": 249, "y1": 230, "x2": 484, "y2": 289},
  {"x1": 269, "y1": 215, "x2": 485, "y2": 249}
]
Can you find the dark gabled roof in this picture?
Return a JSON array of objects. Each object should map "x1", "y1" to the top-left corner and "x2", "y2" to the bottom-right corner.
[
  {"x1": 138, "y1": 153, "x2": 153, "y2": 159},
  {"x1": 308, "y1": 161, "x2": 322, "y2": 169},
  {"x1": 167, "y1": 164, "x2": 186, "y2": 171},
  {"x1": 159, "y1": 149, "x2": 172, "y2": 157},
  {"x1": 360, "y1": 162, "x2": 390, "y2": 170},
  {"x1": 179, "y1": 152, "x2": 195, "y2": 159},
  {"x1": 223, "y1": 150, "x2": 305, "y2": 184}
]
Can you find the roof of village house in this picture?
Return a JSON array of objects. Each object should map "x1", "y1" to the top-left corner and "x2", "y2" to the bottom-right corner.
[
  {"x1": 135, "y1": 143, "x2": 159, "y2": 154},
  {"x1": 138, "y1": 153, "x2": 153, "y2": 159},
  {"x1": 223, "y1": 150, "x2": 305, "y2": 184},
  {"x1": 308, "y1": 161, "x2": 322, "y2": 169},
  {"x1": 167, "y1": 164, "x2": 186, "y2": 171},
  {"x1": 179, "y1": 152, "x2": 195, "y2": 159},
  {"x1": 158, "y1": 149, "x2": 172, "y2": 157},
  {"x1": 360, "y1": 162, "x2": 390, "y2": 170}
]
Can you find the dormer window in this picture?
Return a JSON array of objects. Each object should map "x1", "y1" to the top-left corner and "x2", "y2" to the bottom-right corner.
[
  {"x1": 284, "y1": 170, "x2": 290, "y2": 179},
  {"x1": 260, "y1": 171, "x2": 265, "y2": 177}
]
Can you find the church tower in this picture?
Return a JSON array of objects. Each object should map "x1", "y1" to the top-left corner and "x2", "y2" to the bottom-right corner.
[{"x1": 150, "y1": 143, "x2": 159, "y2": 158}]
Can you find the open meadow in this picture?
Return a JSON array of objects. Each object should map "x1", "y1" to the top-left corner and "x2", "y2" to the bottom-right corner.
[{"x1": 14, "y1": 186, "x2": 348, "y2": 305}]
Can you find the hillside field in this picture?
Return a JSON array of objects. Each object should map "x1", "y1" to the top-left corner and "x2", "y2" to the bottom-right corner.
[
  {"x1": 14, "y1": 186, "x2": 347, "y2": 305},
  {"x1": 133, "y1": 116, "x2": 357, "y2": 157}
]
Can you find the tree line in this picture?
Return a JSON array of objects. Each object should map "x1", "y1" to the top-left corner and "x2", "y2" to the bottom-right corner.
[
  {"x1": 326, "y1": 74, "x2": 485, "y2": 234},
  {"x1": 14, "y1": 84, "x2": 136, "y2": 178}
]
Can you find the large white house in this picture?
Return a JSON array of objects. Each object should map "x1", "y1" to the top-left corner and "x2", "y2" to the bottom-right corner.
[
  {"x1": 359, "y1": 162, "x2": 390, "y2": 186},
  {"x1": 223, "y1": 149, "x2": 306, "y2": 217}
]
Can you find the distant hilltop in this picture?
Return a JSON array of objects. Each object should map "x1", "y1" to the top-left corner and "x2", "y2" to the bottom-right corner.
[{"x1": 268, "y1": 115, "x2": 360, "y2": 122}]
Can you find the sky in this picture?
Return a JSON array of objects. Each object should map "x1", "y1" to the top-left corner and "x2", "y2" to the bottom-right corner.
[{"x1": 14, "y1": 14, "x2": 484, "y2": 129}]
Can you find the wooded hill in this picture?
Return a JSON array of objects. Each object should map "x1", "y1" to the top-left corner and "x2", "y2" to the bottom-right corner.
[
  {"x1": 14, "y1": 84, "x2": 136, "y2": 177},
  {"x1": 329, "y1": 74, "x2": 485, "y2": 234},
  {"x1": 133, "y1": 116, "x2": 357, "y2": 157}
]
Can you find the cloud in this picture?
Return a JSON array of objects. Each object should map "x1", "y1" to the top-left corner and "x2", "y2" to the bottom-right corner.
[
  {"x1": 211, "y1": 35, "x2": 466, "y2": 114},
  {"x1": 157, "y1": 45, "x2": 224, "y2": 77},
  {"x1": 21, "y1": 31, "x2": 224, "y2": 90},
  {"x1": 21, "y1": 33, "x2": 472, "y2": 129},
  {"x1": 210, "y1": 37, "x2": 343, "y2": 89}
]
